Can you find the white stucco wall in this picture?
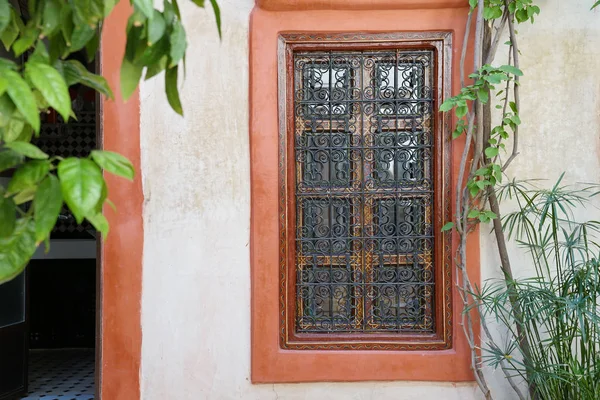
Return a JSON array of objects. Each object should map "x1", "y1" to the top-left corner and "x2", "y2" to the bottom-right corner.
[
  {"x1": 139, "y1": 1, "x2": 600, "y2": 399},
  {"x1": 480, "y1": 1, "x2": 600, "y2": 399}
]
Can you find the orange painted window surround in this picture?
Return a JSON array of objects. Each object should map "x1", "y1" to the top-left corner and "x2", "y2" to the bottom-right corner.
[{"x1": 250, "y1": 0, "x2": 479, "y2": 383}]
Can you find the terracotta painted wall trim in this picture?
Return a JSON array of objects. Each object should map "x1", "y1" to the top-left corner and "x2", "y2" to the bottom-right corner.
[
  {"x1": 250, "y1": 4, "x2": 479, "y2": 384},
  {"x1": 99, "y1": 2, "x2": 143, "y2": 399},
  {"x1": 257, "y1": 0, "x2": 469, "y2": 11}
]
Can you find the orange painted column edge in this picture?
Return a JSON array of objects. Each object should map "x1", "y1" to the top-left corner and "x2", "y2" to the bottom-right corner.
[
  {"x1": 250, "y1": 6, "x2": 479, "y2": 383},
  {"x1": 99, "y1": 2, "x2": 143, "y2": 400}
]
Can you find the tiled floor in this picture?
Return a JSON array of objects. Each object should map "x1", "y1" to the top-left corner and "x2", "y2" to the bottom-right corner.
[{"x1": 21, "y1": 349, "x2": 95, "y2": 400}]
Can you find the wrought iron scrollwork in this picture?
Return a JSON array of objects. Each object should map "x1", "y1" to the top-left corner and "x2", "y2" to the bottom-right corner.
[{"x1": 294, "y1": 50, "x2": 435, "y2": 333}]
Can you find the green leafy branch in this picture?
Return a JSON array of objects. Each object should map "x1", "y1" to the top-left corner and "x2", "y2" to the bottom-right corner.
[{"x1": 0, "y1": 0, "x2": 220, "y2": 284}]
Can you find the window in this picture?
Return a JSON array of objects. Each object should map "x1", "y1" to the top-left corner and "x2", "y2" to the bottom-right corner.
[{"x1": 279, "y1": 34, "x2": 452, "y2": 350}]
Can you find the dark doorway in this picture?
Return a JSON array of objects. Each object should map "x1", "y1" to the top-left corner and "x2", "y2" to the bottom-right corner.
[{"x1": 0, "y1": 44, "x2": 100, "y2": 400}]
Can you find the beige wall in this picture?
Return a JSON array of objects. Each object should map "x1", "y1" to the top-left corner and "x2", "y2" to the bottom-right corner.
[
  {"x1": 139, "y1": 0, "x2": 599, "y2": 398},
  {"x1": 480, "y1": 1, "x2": 600, "y2": 399}
]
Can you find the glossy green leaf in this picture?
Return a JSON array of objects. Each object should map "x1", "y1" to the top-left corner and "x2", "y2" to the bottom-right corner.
[
  {"x1": 42, "y1": 0, "x2": 62, "y2": 37},
  {"x1": 145, "y1": 55, "x2": 167, "y2": 80},
  {"x1": 0, "y1": 218, "x2": 37, "y2": 285},
  {"x1": 70, "y1": 24, "x2": 96, "y2": 53},
  {"x1": 441, "y1": 222, "x2": 454, "y2": 232},
  {"x1": 148, "y1": 11, "x2": 166, "y2": 46},
  {"x1": 33, "y1": 175, "x2": 63, "y2": 244},
  {"x1": 165, "y1": 66, "x2": 182, "y2": 115},
  {"x1": 4, "y1": 117, "x2": 25, "y2": 142},
  {"x1": 0, "y1": 94, "x2": 15, "y2": 127},
  {"x1": 91, "y1": 150, "x2": 135, "y2": 181},
  {"x1": 5, "y1": 141, "x2": 49, "y2": 159},
  {"x1": 485, "y1": 146, "x2": 499, "y2": 158},
  {"x1": 0, "y1": 187, "x2": 16, "y2": 238},
  {"x1": 141, "y1": 36, "x2": 169, "y2": 66},
  {"x1": 0, "y1": 0, "x2": 10, "y2": 36},
  {"x1": 191, "y1": 0, "x2": 205, "y2": 6},
  {"x1": 477, "y1": 87, "x2": 489, "y2": 104},
  {"x1": 104, "y1": 0, "x2": 118, "y2": 16},
  {"x1": 120, "y1": 58, "x2": 143, "y2": 101},
  {"x1": 169, "y1": 21, "x2": 186, "y2": 67},
  {"x1": 209, "y1": 0, "x2": 221, "y2": 38},
  {"x1": 499, "y1": 64, "x2": 524, "y2": 77},
  {"x1": 28, "y1": 41, "x2": 51, "y2": 64},
  {"x1": 25, "y1": 62, "x2": 72, "y2": 121},
  {"x1": 133, "y1": 0, "x2": 154, "y2": 19},
  {"x1": 3, "y1": 69, "x2": 40, "y2": 133},
  {"x1": 0, "y1": 149, "x2": 23, "y2": 172},
  {"x1": 1, "y1": 9, "x2": 21, "y2": 51},
  {"x1": 57, "y1": 157, "x2": 104, "y2": 223},
  {"x1": 7, "y1": 160, "x2": 50, "y2": 195},
  {"x1": 86, "y1": 212, "x2": 109, "y2": 239},
  {"x1": 13, "y1": 23, "x2": 39, "y2": 56},
  {"x1": 61, "y1": 7, "x2": 74, "y2": 46},
  {"x1": 85, "y1": 32, "x2": 100, "y2": 62},
  {"x1": 61, "y1": 60, "x2": 114, "y2": 99}
]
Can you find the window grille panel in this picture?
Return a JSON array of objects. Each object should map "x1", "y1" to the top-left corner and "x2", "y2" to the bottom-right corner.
[{"x1": 294, "y1": 49, "x2": 435, "y2": 334}]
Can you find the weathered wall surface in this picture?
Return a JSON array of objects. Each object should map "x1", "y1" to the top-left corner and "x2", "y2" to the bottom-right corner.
[
  {"x1": 480, "y1": 1, "x2": 600, "y2": 399},
  {"x1": 139, "y1": 0, "x2": 599, "y2": 398}
]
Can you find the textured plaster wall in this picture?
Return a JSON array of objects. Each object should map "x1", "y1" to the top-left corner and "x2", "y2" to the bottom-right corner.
[
  {"x1": 139, "y1": 0, "x2": 598, "y2": 399},
  {"x1": 480, "y1": 1, "x2": 600, "y2": 399}
]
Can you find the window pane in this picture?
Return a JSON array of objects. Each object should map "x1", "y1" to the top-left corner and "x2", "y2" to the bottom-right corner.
[{"x1": 293, "y1": 49, "x2": 435, "y2": 334}]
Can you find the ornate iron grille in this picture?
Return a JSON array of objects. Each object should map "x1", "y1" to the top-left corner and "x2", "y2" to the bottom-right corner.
[{"x1": 294, "y1": 49, "x2": 435, "y2": 333}]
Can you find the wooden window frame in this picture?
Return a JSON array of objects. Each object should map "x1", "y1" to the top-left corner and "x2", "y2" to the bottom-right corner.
[{"x1": 279, "y1": 32, "x2": 452, "y2": 350}]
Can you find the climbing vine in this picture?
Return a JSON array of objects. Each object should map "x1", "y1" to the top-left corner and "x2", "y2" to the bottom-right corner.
[{"x1": 440, "y1": 1, "x2": 599, "y2": 399}]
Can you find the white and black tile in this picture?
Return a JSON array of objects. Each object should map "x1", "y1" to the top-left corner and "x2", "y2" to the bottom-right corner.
[{"x1": 21, "y1": 349, "x2": 95, "y2": 400}]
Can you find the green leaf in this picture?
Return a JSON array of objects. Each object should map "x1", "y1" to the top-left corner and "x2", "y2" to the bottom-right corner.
[
  {"x1": 483, "y1": 73, "x2": 507, "y2": 85},
  {"x1": 145, "y1": 55, "x2": 167, "y2": 80},
  {"x1": 91, "y1": 150, "x2": 135, "y2": 180},
  {"x1": 13, "y1": 23, "x2": 39, "y2": 56},
  {"x1": 33, "y1": 175, "x2": 63, "y2": 244},
  {"x1": 86, "y1": 212, "x2": 109, "y2": 239},
  {"x1": 57, "y1": 158, "x2": 104, "y2": 223},
  {"x1": 7, "y1": 160, "x2": 51, "y2": 195},
  {"x1": 140, "y1": 36, "x2": 169, "y2": 66},
  {"x1": 5, "y1": 141, "x2": 48, "y2": 159},
  {"x1": 1, "y1": 9, "x2": 20, "y2": 50},
  {"x1": 25, "y1": 62, "x2": 72, "y2": 121},
  {"x1": 468, "y1": 209, "x2": 480, "y2": 219},
  {"x1": 0, "y1": 93, "x2": 15, "y2": 126},
  {"x1": 499, "y1": 64, "x2": 524, "y2": 77},
  {"x1": 42, "y1": 0, "x2": 62, "y2": 37},
  {"x1": 70, "y1": 24, "x2": 96, "y2": 53},
  {"x1": 485, "y1": 146, "x2": 499, "y2": 158},
  {"x1": 4, "y1": 117, "x2": 25, "y2": 142},
  {"x1": 60, "y1": 6, "x2": 74, "y2": 46},
  {"x1": 28, "y1": 41, "x2": 50, "y2": 64},
  {"x1": 104, "y1": 0, "x2": 118, "y2": 16},
  {"x1": 456, "y1": 105, "x2": 468, "y2": 118},
  {"x1": 0, "y1": 218, "x2": 36, "y2": 285},
  {"x1": 169, "y1": 21, "x2": 187, "y2": 67},
  {"x1": 593, "y1": 0, "x2": 600, "y2": 9},
  {"x1": 3, "y1": 69, "x2": 40, "y2": 133},
  {"x1": 468, "y1": 0, "x2": 477, "y2": 8},
  {"x1": 0, "y1": 0, "x2": 10, "y2": 36},
  {"x1": 191, "y1": 0, "x2": 205, "y2": 6},
  {"x1": 62, "y1": 60, "x2": 114, "y2": 99},
  {"x1": 439, "y1": 100, "x2": 454, "y2": 112},
  {"x1": 0, "y1": 187, "x2": 16, "y2": 238},
  {"x1": 165, "y1": 66, "x2": 183, "y2": 115},
  {"x1": 509, "y1": 101, "x2": 517, "y2": 113},
  {"x1": 133, "y1": 0, "x2": 155, "y2": 19},
  {"x1": 477, "y1": 87, "x2": 489, "y2": 104},
  {"x1": 441, "y1": 222, "x2": 454, "y2": 232},
  {"x1": 483, "y1": 6, "x2": 503, "y2": 20},
  {"x1": 0, "y1": 149, "x2": 23, "y2": 172},
  {"x1": 148, "y1": 11, "x2": 166, "y2": 46},
  {"x1": 209, "y1": 0, "x2": 222, "y2": 38},
  {"x1": 120, "y1": 58, "x2": 143, "y2": 101}
]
